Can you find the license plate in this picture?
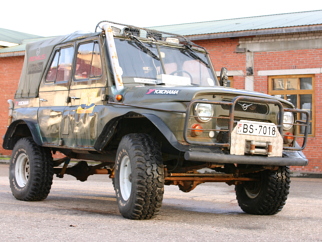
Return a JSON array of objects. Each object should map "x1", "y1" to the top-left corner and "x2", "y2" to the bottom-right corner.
[{"x1": 236, "y1": 120, "x2": 277, "y2": 137}]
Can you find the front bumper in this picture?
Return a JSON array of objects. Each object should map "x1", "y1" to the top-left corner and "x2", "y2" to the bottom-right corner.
[{"x1": 184, "y1": 150, "x2": 308, "y2": 166}]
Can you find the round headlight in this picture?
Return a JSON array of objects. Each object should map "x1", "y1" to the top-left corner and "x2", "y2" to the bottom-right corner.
[
  {"x1": 283, "y1": 112, "x2": 294, "y2": 130},
  {"x1": 194, "y1": 103, "x2": 214, "y2": 122}
]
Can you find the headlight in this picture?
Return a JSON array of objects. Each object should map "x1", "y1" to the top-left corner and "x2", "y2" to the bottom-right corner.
[
  {"x1": 283, "y1": 112, "x2": 294, "y2": 130},
  {"x1": 194, "y1": 103, "x2": 214, "y2": 122}
]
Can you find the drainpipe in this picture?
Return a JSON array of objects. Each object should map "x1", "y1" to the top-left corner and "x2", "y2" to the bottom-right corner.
[{"x1": 245, "y1": 51, "x2": 254, "y2": 91}]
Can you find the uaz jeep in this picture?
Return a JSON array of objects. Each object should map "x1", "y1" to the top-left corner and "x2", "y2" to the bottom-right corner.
[{"x1": 3, "y1": 21, "x2": 309, "y2": 219}]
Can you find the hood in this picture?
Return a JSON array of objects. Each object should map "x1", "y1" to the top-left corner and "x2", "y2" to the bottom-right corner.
[{"x1": 121, "y1": 85, "x2": 293, "y2": 107}]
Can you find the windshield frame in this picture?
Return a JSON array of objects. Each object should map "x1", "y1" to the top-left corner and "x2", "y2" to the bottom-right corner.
[{"x1": 112, "y1": 35, "x2": 218, "y2": 87}]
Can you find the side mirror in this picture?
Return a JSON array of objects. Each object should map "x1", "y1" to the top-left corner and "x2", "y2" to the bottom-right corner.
[{"x1": 219, "y1": 67, "x2": 228, "y2": 87}]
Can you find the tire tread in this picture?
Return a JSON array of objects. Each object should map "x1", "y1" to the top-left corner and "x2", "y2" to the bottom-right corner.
[
  {"x1": 10, "y1": 137, "x2": 54, "y2": 201},
  {"x1": 115, "y1": 133, "x2": 164, "y2": 220},
  {"x1": 235, "y1": 166, "x2": 290, "y2": 215}
]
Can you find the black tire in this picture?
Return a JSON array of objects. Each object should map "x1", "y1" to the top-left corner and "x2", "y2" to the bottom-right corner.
[
  {"x1": 9, "y1": 137, "x2": 54, "y2": 201},
  {"x1": 235, "y1": 166, "x2": 290, "y2": 215},
  {"x1": 114, "y1": 133, "x2": 164, "y2": 220}
]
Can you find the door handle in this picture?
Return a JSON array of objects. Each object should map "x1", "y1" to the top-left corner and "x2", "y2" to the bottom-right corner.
[
  {"x1": 70, "y1": 96, "x2": 81, "y2": 100},
  {"x1": 40, "y1": 98, "x2": 48, "y2": 102}
]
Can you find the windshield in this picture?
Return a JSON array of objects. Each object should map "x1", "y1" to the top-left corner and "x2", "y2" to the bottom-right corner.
[{"x1": 114, "y1": 38, "x2": 216, "y2": 87}]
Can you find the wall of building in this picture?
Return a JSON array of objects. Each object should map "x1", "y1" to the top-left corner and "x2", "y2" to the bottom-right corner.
[
  {"x1": 254, "y1": 49, "x2": 322, "y2": 173},
  {"x1": 0, "y1": 56, "x2": 23, "y2": 155},
  {"x1": 196, "y1": 33, "x2": 322, "y2": 173}
]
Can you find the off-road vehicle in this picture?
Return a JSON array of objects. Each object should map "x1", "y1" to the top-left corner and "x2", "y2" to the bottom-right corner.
[{"x1": 3, "y1": 21, "x2": 309, "y2": 219}]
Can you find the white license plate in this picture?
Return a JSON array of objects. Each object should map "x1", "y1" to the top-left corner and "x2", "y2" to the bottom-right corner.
[{"x1": 236, "y1": 120, "x2": 277, "y2": 137}]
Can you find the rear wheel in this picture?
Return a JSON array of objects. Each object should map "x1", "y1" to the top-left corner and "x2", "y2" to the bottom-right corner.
[
  {"x1": 9, "y1": 137, "x2": 54, "y2": 201},
  {"x1": 114, "y1": 133, "x2": 164, "y2": 219},
  {"x1": 235, "y1": 166, "x2": 290, "y2": 215}
]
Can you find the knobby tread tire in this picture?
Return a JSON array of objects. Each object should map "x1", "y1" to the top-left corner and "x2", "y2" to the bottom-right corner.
[
  {"x1": 235, "y1": 166, "x2": 290, "y2": 215},
  {"x1": 9, "y1": 137, "x2": 54, "y2": 201},
  {"x1": 115, "y1": 133, "x2": 164, "y2": 220}
]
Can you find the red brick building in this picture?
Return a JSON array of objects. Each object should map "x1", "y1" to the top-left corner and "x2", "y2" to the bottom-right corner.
[{"x1": 1, "y1": 10, "x2": 322, "y2": 173}]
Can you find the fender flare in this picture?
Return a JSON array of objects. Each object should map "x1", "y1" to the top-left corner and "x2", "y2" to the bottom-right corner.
[
  {"x1": 142, "y1": 113, "x2": 187, "y2": 152},
  {"x1": 3, "y1": 119, "x2": 43, "y2": 150},
  {"x1": 94, "y1": 113, "x2": 188, "y2": 152}
]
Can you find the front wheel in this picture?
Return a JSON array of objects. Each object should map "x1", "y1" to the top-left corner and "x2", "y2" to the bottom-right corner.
[
  {"x1": 9, "y1": 137, "x2": 54, "y2": 201},
  {"x1": 114, "y1": 133, "x2": 164, "y2": 220},
  {"x1": 235, "y1": 166, "x2": 290, "y2": 215}
]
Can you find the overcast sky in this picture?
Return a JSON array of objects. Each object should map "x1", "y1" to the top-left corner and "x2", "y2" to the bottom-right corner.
[{"x1": 1, "y1": 0, "x2": 322, "y2": 37}]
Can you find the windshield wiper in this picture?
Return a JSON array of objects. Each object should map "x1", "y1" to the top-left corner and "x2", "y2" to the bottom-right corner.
[
  {"x1": 184, "y1": 44, "x2": 210, "y2": 68},
  {"x1": 129, "y1": 35, "x2": 160, "y2": 61}
]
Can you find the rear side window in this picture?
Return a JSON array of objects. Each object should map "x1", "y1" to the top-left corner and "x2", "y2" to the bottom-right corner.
[
  {"x1": 74, "y1": 42, "x2": 102, "y2": 80},
  {"x1": 45, "y1": 46, "x2": 74, "y2": 83}
]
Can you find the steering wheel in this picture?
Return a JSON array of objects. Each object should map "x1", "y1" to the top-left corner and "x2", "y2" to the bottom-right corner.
[{"x1": 170, "y1": 70, "x2": 193, "y2": 80}]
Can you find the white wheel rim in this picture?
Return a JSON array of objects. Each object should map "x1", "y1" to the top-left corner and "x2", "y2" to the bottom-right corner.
[
  {"x1": 245, "y1": 187, "x2": 260, "y2": 199},
  {"x1": 15, "y1": 153, "x2": 30, "y2": 188},
  {"x1": 119, "y1": 155, "x2": 132, "y2": 201},
  {"x1": 244, "y1": 181, "x2": 262, "y2": 199}
]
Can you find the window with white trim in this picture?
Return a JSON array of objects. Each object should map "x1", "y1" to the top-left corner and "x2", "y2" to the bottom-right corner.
[{"x1": 268, "y1": 75, "x2": 314, "y2": 135}]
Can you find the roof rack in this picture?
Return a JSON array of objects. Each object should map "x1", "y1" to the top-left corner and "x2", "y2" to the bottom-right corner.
[{"x1": 94, "y1": 20, "x2": 205, "y2": 50}]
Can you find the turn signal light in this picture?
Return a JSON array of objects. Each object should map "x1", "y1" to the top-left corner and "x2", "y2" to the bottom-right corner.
[
  {"x1": 191, "y1": 123, "x2": 203, "y2": 137},
  {"x1": 284, "y1": 132, "x2": 294, "y2": 144},
  {"x1": 115, "y1": 94, "x2": 123, "y2": 102}
]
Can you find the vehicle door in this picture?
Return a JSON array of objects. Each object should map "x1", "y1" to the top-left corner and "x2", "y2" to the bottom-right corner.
[
  {"x1": 38, "y1": 45, "x2": 74, "y2": 146},
  {"x1": 62, "y1": 38, "x2": 106, "y2": 148}
]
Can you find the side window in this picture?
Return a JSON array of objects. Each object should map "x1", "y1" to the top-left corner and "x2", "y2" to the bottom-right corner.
[
  {"x1": 46, "y1": 46, "x2": 74, "y2": 83},
  {"x1": 45, "y1": 52, "x2": 59, "y2": 82},
  {"x1": 75, "y1": 42, "x2": 102, "y2": 80}
]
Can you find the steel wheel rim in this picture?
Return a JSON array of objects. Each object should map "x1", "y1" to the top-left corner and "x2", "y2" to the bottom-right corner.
[
  {"x1": 119, "y1": 155, "x2": 132, "y2": 201},
  {"x1": 15, "y1": 153, "x2": 30, "y2": 188},
  {"x1": 244, "y1": 181, "x2": 262, "y2": 199}
]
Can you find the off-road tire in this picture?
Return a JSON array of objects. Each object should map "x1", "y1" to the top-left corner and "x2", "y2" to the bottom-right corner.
[
  {"x1": 9, "y1": 137, "x2": 54, "y2": 201},
  {"x1": 114, "y1": 133, "x2": 164, "y2": 220},
  {"x1": 235, "y1": 166, "x2": 290, "y2": 215}
]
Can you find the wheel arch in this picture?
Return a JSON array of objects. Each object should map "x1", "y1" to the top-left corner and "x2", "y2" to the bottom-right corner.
[{"x1": 3, "y1": 119, "x2": 43, "y2": 150}]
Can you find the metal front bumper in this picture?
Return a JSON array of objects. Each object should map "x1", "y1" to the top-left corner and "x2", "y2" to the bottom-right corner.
[{"x1": 184, "y1": 151, "x2": 308, "y2": 166}]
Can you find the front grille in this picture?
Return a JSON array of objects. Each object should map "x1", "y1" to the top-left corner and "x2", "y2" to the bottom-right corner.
[{"x1": 221, "y1": 101, "x2": 268, "y2": 114}]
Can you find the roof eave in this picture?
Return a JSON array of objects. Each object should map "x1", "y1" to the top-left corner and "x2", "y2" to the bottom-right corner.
[
  {"x1": 185, "y1": 25, "x2": 322, "y2": 41},
  {"x1": 0, "y1": 51, "x2": 25, "y2": 57}
]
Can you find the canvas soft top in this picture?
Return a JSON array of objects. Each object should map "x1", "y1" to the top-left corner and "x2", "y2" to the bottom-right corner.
[{"x1": 15, "y1": 32, "x2": 96, "y2": 98}]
